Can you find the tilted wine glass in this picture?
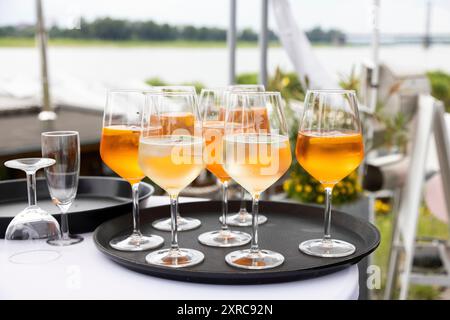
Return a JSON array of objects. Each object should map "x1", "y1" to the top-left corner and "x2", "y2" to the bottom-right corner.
[
  {"x1": 4, "y1": 158, "x2": 59, "y2": 240},
  {"x1": 42, "y1": 131, "x2": 83, "y2": 246},
  {"x1": 224, "y1": 91, "x2": 292, "y2": 269},
  {"x1": 296, "y1": 89, "x2": 364, "y2": 258},
  {"x1": 140, "y1": 91, "x2": 205, "y2": 267},
  {"x1": 220, "y1": 83, "x2": 268, "y2": 227},
  {"x1": 100, "y1": 90, "x2": 164, "y2": 251},
  {"x1": 197, "y1": 88, "x2": 251, "y2": 247}
]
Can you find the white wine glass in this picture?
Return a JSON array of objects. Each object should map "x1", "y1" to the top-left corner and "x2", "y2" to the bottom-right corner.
[
  {"x1": 197, "y1": 88, "x2": 251, "y2": 247},
  {"x1": 140, "y1": 91, "x2": 205, "y2": 268},
  {"x1": 221, "y1": 83, "x2": 268, "y2": 227},
  {"x1": 224, "y1": 91, "x2": 291, "y2": 269},
  {"x1": 41, "y1": 131, "x2": 83, "y2": 246},
  {"x1": 147, "y1": 86, "x2": 202, "y2": 232}
]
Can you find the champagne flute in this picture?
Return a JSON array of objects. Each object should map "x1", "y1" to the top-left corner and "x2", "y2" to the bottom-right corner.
[
  {"x1": 140, "y1": 91, "x2": 205, "y2": 267},
  {"x1": 41, "y1": 131, "x2": 83, "y2": 246},
  {"x1": 147, "y1": 86, "x2": 202, "y2": 232},
  {"x1": 296, "y1": 89, "x2": 364, "y2": 258},
  {"x1": 100, "y1": 90, "x2": 164, "y2": 251},
  {"x1": 221, "y1": 84, "x2": 268, "y2": 227},
  {"x1": 224, "y1": 92, "x2": 291, "y2": 269},
  {"x1": 197, "y1": 88, "x2": 251, "y2": 247}
]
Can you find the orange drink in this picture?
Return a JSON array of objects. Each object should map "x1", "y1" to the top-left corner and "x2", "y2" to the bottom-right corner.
[
  {"x1": 100, "y1": 125, "x2": 146, "y2": 185},
  {"x1": 295, "y1": 131, "x2": 364, "y2": 188},
  {"x1": 224, "y1": 133, "x2": 292, "y2": 195}
]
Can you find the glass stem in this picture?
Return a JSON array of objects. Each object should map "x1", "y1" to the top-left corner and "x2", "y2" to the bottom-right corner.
[
  {"x1": 170, "y1": 194, "x2": 179, "y2": 251},
  {"x1": 221, "y1": 181, "x2": 229, "y2": 232},
  {"x1": 26, "y1": 172, "x2": 37, "y2": 207},
  {"x1": 250, "y1": 194, "x2": 260, "y2": 253},
  {"x1": 239, "y1": 187, "x2": 247, "y2": 214},
  {"x1": 131, "y1": 183, "x2": 142, "y2": 237},
  {"x1": 59, "y1": 206, "x2": 71, "y2": 240},
  {"x1": 176, "y1": 199, "x2": 182, "y2": 221},
  {"x1": 323, "y1": 187, "x2": 333, "y2": 242}
]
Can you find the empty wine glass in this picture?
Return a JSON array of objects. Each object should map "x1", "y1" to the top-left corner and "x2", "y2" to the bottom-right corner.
[
  {"x1": 220, "y1": 84, "x2": 268, "y2": 227},
  {"x1": 42, "y1": 131, "x2": 83, "y2": 246},
  {"x1": 4, "y1": 158, "x2": 60, "y2": 240}
]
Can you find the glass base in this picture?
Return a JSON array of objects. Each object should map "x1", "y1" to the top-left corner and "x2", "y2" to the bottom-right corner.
[
  {"x1": 9, "y1": 249, "x2": 61, "y2": 264},
  {"x1": 109, "y1": 233, "x2": 164, "y2": 251},
  {"x1": 47, "y1": 234, "x2": 84, "y2": 247},
  {"x1": 219, "y1": 212, "x2": 267, "y2": 227},
  {"x1": 198, "y1": 229, "x2": 251, "y2": 247},
  {"x1": 299, "y1": 239, "x2": 356, "y2": 258},
  {"x1": 145, "y1": 248, "x2": 204, "y2": 268},
  {"x1": 152, "y1": 216, "x2": 201, "y2": 231},
  {"x1": 225, "y1": 249, "x2": 284, "y2": 270},
  {"x1": 5, "y1": 206, "x2": 60, "y2": 240}
]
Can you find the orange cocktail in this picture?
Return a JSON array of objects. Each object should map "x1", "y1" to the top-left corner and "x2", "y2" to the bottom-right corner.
[{"x1": 295, "y1": 131, "x2": 364, "y2": 188}]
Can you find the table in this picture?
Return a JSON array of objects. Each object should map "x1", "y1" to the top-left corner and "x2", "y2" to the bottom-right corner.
[{"x1": 0, "y1": 196, "x2": 359, "y2": 300}]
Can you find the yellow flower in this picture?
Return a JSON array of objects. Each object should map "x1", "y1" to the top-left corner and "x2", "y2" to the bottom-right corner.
[
  {"x1": 381, "y1": 203, "x2": 391, "y2": 212},
  {"x1": 283, "y1": 180, "x2": 291, "y2": 191},
  {"x1": 341, "y1": 188, "x2": 347, "y2": 195},
  {"x1": 349, "y1": 171, "x2": 358, "y2": 180},
  {"x1": 337, "y1": 182, "x2": 344, "y2": 188},
  {"x1": 316, "y1": 195, "x2": 324, "y2": 203},
  {"x1": 316, "y1": 185, "x2": 324, "y2": 193},
  {"x1": 295, "y1": 184, "x2": 303, "y2": 192},
  {"x1": 282, "y1": 77, "x2": 290, "y2": 87},
  {"x1": 305, "y1": 185, "x2": 312, "y2": 193},
  {"x1": 375, "y1": 199, "x2": 383, "y2": 211}
]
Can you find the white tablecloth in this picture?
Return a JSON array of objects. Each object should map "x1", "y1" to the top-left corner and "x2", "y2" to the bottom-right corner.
[{"x1": 0, "y1": 196, "x2": 359, "y2": 300}]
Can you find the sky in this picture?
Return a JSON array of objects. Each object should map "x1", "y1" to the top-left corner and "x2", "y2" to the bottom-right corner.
[{"x1": 0, "y1": 0, "x2": 450, "y2": 34}]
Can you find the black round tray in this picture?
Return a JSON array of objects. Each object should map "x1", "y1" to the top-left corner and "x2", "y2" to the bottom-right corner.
[
  {"x1": 0, "y1": 176, "x2": 154, "y2": 238},
  {"x1": 94, "y1": 200, "x2": 380, "y2": 285}
]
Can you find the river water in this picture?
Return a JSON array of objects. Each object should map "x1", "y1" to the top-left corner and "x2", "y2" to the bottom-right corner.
[{"x1": 0, "y1": 44, "x2": 449, "y2": 109}]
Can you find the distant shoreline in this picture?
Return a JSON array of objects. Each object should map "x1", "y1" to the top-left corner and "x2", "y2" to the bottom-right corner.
[
  {"x1": 1, "y1": 37, "x2": 448, "y2": 49},
  {"x1": 0, "y1": 37, "x2": 278, "y2": 48},
  {"x1": 0, "y1": 37, "x2": 357, "y2": 48}
]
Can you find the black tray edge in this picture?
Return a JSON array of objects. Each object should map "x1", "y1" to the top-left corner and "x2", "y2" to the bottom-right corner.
[{"x1": 93, "y1": 200, "x2": 380, "y2": 285}]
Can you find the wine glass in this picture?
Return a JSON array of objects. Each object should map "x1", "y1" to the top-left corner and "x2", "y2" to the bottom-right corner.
[
  {"x1": 296, "y1": 89, "x2": 364, "y2": 257},
  {"x1": 140, "y1": 91, "x2": 205, "y2": 267},
  {"x1": 224, "y1": 92, "x2": 291, "y2": 269},
  {"x1": 197, "y1": 88, "x2": 251, "y2": 247},
  {"x1": 221, "y1": 83, "x2": 268, "y2": 227},
  {"x1": 148, "y1": 86, "x2": 202, "y2": 232},
  {"x1": 100, "y1": 90, "x2": 164, "y2": 251},
  {"x1": 4, "y1": 158, "x2": 60, "y2": 240},
  {"x1": 41, "y1": 131, "x2": 83, "y2": 246}
]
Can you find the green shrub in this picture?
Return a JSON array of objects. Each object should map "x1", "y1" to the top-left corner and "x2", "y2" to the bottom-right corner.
[
  {"x1": 428, "y1": 71, "x2": 450, "y2": 112},
  {"x1": 145, "y1": 77, "x2": 168, "y2": 86},
  {"x1": 235, "y1": 72, "x2": 258, "y2": 85}
]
